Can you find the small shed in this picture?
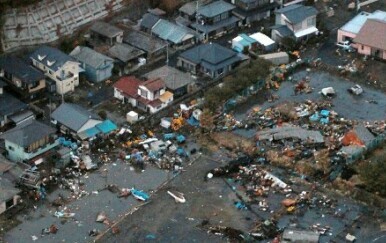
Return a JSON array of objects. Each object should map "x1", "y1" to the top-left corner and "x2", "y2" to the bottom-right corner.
[
  {"x1": 127, "y1": 111, "x2": 139, "y2": 124},
  {"x1": 249, "y1": 32, "x2": 276, "y2": 52},
  {"x1": 259, "y1": 52, "x2": 289, "y2": 65},
  {"x1": 232, "y1": 33, "x2": 258, "y2": 53}
]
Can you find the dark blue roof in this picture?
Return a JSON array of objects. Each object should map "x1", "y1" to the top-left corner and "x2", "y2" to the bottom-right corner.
[
  {"x1": 197, "y1": 0, "x2": 235, "y2": 18},
  {"x1": 51, "y1": 103, "x2": 101, "y2": 132},
  {"x1": 0, "y1": 92, "x2": 27, "y2": 117},
  {"x1": 141, "y1": 13, "x2": 160, "y2": 29},
  {"x1": 272, "y1": 25, "x2": 293, "y2": 37},
  {"x1": 0, "y1": 119, "x2": 56, "y2": 147},
  {"x1": 179, "y1": 42, "x2": 237, "y2": 65},
  {"x1": 0, "y1": 56, "x2": 45, "y2": 84},
  {"x1": 29, "y1": 46, "x2": 76, "y2": 72},
  {"x1": 275, "y1": 4, "x2": 318, "y2": 24}
]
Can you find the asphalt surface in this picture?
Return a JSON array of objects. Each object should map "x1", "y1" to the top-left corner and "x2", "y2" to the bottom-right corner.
[
  {"x1": 98, "y1": 155, "x2": 256, "y2": 243},
  {"x1": 234, "y1": 70, "x2": 386, "y2": 121},
  {"x1": 3, "y1": 162, "x2": 169, "y2": 243}
]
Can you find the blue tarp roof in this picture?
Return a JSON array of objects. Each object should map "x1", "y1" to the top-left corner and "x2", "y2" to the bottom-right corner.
[
  {"x1": 85, "y1": 127, "x2": 101, "y2": 137},
  {"x1": 239, "y1": 34, "x2": 257, "y2": 44},
  {"x1": 96, "y1": 119, "x2": 117, "y2": 134}
]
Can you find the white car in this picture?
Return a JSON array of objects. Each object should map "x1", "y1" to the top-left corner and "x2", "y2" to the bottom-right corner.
[
  {"x1": 348, "y1": 84, "x2": 363, "y2": 95},
  {"x1": 336, "y1": 41, "x2": 355, "y2": 52}
]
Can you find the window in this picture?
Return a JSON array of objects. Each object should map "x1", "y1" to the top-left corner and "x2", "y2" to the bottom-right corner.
[
  {"x1": 217, "y1": 68, "x2": 224, "y2": 75},
  {"x1": 8, "y1": 145, "x2": 14, "y2": 151},
  {"x1": 361, "y1": 45, "x2": 364, "y2": 50},
  {"x1": 140, "y1": 88, "x2": 148, "y2": 98}
]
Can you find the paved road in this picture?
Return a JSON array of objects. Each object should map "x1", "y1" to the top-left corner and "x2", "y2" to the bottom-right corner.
[
  {"x1": 235, "y1": 70, "x2": 386, "y2": 122},
  {"x1": 98, "y1": 156, "x2": 256, "y2": 242},
  {"x1": 3, "y1": 162, "x2": 169, "y2": 243}
]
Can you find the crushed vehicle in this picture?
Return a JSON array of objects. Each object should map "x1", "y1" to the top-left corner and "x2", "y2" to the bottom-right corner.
[
  {"x1": 348, "y1": 84, "x2": 363, "y2": 95},
  {"x1": 320, "y1": 87, "x2": 335, "y2": 97}
]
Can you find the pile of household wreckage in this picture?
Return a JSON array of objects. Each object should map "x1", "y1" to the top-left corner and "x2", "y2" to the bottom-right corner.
[
  {"x1": 204, "y1": 156, "x2": 339, "y2": 241},
  {"x1": 208, "y1": 99, "x2": 385, "y2": 180},
  {"x1": 38, "y1": 103, "x2": 201, "y2": 216}
]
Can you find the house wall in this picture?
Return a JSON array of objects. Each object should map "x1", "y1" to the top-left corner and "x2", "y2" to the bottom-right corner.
[
  {"x1": 275, "y1": 13, "x2": 284, "y2": 25},
  {"x1": 0, "y1": 195, "x2": 19, "y2": 215},
  {"x1": 271, "y1": 29, "x2": 283, "y2": 42},
  {"x1": 114, "y1": 88, "x2": 125, "y2": 101},
  {"x1": 5, "y1": 139, "x2": 59, "y2": 162},
  {"x1": 28, "y1": 79, "x2": 46, "y2": 94},
  {"x1": 114, "y1": 89, "x2": 137, "y2": 106},
  {"x1": 247, "y1": 10, "x2": 270, "y2": 24},
  {"x1": 177, "y1": 57, "x2": 197, "y2": 74},
  {"x1": 84, "y1": 61, "x2": 113, "y2": 83},
  {"x1": 337, "y1": 29, "x2": 356, "y2": 43},
  {"x1": 78, "y1": 119, "x2": 103, "y2": 133},
  {"x1": 32, "y1": 59, "x2": 80, "y2": 95},
  {"x1": 357, "y1": 44, "x2": 386, "y2": 60}
]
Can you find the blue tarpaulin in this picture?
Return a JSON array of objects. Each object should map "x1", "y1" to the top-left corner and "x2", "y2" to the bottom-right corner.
[
  {"x1": 163, "y1": 133, "x2": 175, "y2": 140},
  {"x1": 176, "y1": 134, "x2": 186, "y2": 143},
  {"x1": 320, "y1": 117, "x2": 329, "y2": 124},
  {"x1": 85, "y1": 127, "x2": 100, "y2": 137},
  {"x1": 320, "y1": 110, "x2": 330, "y2": 117},
  {"x1": 187, "y1": 116, "x2": 200, "y2": 127},
  {"x1": 309, "y1": 112, "x2": 320, "y2": 122},
  {"x1": 96, "y1": 120, "x2": 117, "y2": 134}
]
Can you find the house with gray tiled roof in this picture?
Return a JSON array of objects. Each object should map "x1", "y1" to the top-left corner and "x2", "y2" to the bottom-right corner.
[
  {"x1": 151, "y1": 19, "x2": 196, "y2": 48},
  {"x1": 0, "y1": 120, "x2": 59, "y2": 163},
  {"x1": 51, "y1": 103, "x2": 102, "y2": 136},
  {"x1": 29, "y1": 46, "x2": 82, "y2": 95},
  {"x1": 123, "y1": 30, "x2": 167, "y2": 59},
  {"x1": 70, "y1": 46, "x2": 114, "y2": 83},
  {"x1": 177, "y1": 42, "x2": 246, "y2": 78},
  {"x1": 140, "y1": 13, "x2": 161, "y2": 33},
  {"x1": 232, "y1": 0, "x2": 279, "y2": 26},
  {"x1": 0, "y1": 81, "x2": 30, "y2": 128},
  {"x1": 190, "y1": 0, "x2": 241, "y2": 41},
  {"x1": 0, "y1": 56, "x2": 46, "y2": 101},
  {"x1": 90, "y1": 21, "x2": 123, "y2": 46},
  {"x1": 353, "y1": 19, "x2": 386, "y2": 60},
  {"x1": 108, "y1": 43, "x2": 145, "y2": 74},
  {"x1": 271, "y1": 4, "x2": 318, "y2": 43}
]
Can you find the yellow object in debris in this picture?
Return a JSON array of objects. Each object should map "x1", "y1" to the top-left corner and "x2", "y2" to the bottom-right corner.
[
  {"x1": 171, "y1": 117, "x2": 184, "y2": 131},
  {"x1": 292, "y1": 51, "x2": 300, "y2": 58},
  {"x1": 287, "y1": 206, "x2": 296, "y2": 213},
  {"x1": 147, "y1": 130, "x2": 154, "y2": 137}
]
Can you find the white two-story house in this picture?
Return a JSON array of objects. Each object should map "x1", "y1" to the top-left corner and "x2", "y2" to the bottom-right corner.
[
  {"x1": 30, "y1": 46, "x2": 82, "y2": 95},
  {"x1": 271, "y1": 4, "x2": 318, "y2": 43}
]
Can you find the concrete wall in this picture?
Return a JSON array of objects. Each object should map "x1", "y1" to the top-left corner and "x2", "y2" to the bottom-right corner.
[{"x1": 1, "y1": 0, "x2": 124, "y2": 52}]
